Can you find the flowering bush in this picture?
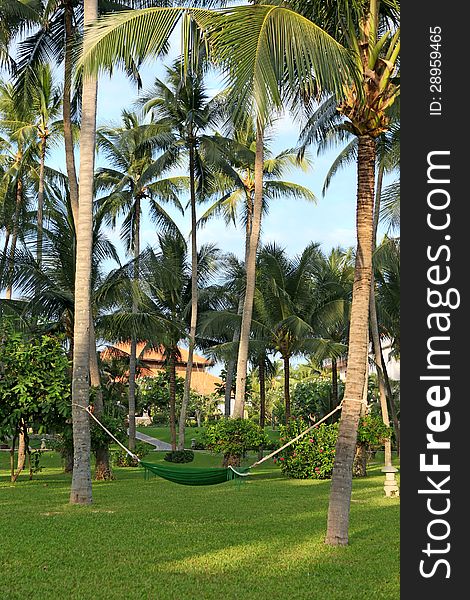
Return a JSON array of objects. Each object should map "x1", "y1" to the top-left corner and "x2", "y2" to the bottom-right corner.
[
  {"x1": 277, "y1": 415, "x2": 392, "y2": 479},
  {"x1": 277, "y1": 419, "x2": 338, "y2": 479}
]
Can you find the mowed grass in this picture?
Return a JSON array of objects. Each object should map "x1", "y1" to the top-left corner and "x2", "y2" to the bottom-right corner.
[{"x1": 0, "y1": 449, "x2": 399, "y2": 600}]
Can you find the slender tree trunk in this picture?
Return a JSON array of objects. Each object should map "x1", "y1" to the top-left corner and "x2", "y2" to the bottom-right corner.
[
  {"x1": 10, "y1": 434, "x2": 16, "y2": 482},
  {"x1": 326, "y1": 134, "x2": 376, "y2": 546},
  {"x1": 331, "y1": 358, "x2": 338, "y2": 407},
  {"x1": 128, "y1": 197, "x2": 141, "y2": 453},
  {"x1": 283, "y1": 356, "x2": 291, "y2": 422},
  {"x1": 233, "y1": 123, "x2": 264, "y2": 418},
  {"x1": 258, "y1": 354, "x2": 266, "y2": 460},
  {"x1": 370, "y1": 287, "x2": 392, "y2": 466},
  {"x1": 70, "y1": 0, "x2": 98, "y2": 505},
  {"x1": 169, "y1": 353, "x2": 177, "y2": 451},
  {"x1": 259, "y1": 355, "x2": 266, "y2": 430},
  {"x1": 179, "y1": 142, "x2": 198, "y2": 449},
  {"x1": 63, "y1": 3, "x2": 79, "y2": 225},
  {"x1": 90, "y1": 317, "x2": 112, "y2": 480},
  {"x1": 128, "y1": 338, "x2": 137, "y2": 452},
  {"x1": 14, "y1": 424, "x2": 26, "y2": 481},
  {"x1": 224, "y1": 296, "x2": 244, "y2": 417},
  {"x1": 37, "y1": 136, "x2": 47, "y2": 266},
  {"x1": 5, "y1": 179, "x2": 22, "y2": 300},
  {"x1": 381, "y1": 347, "x2": 400, "y2": 455}
]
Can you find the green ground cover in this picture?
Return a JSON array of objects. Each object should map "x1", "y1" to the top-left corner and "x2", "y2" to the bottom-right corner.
[{"x1": 0, "y1": 448, "x2": 399, "y2": 600}]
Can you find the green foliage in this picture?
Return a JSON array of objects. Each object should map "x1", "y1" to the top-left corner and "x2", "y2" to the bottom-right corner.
[
  {"x1": 111, "y1": 441, "x2": 150, "y2": 467},
  {"x1": 278, "y1": 415, "x2": 392, "y2": 479},
  {"x1": 278, "y1": 419, "x2": 338, "y2": 480},
  {"x1": 292, "y1": 378, "x2": 343, "y2": 420},
  {"x1": 164, "y1": 450, "x2": 194, "y2": 464},
  {"x1": 90, "y1": 414, "x2": 126, "y2": 452},
  {"x1": 204, "y1": 419, "x2": 269, "y2": 459},
  {"x1": 0, "y1": 330, "x2": 71, "y2": 441},
  {"x1": 357, "y1": 415, "x2": 392, "y2": 448},
  {"x1": 137, "y1": 372, "x2": 184, "y2": 419}
]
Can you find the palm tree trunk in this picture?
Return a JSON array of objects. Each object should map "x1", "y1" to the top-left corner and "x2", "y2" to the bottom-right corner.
[
  {"x1": 224, "y1": 295, "x2": 244, "y2": 417},
  {"x1": 259, "y1": 354, "x2": 266, "y2": 430},
  {"x1": 258, "y1": 353, "x2": 266, "y2": 460},
  {"x1": 90, "y1": 317, "x2": 112, "y2": 480},
  {"x1": 283, "y1": 356, "x2": 291, "y2": 422},
  {"x1": 331, "y1": 358, "x2": 338, "y2": 408},
  {"x1": 69, "y1": 0, "x2": 98, "y2": 505},
  {"x1": 233, "y1": 123, "x2": 264, "y2": 418},
  {"x1": 37, "y1": 136, "x2": 47, "y2": 266},
  {"x1": 128, "y1": 338, "x2": 137, "y2": 452},
  {"x1": 10, "y1": 434, "x2": 16, "y2": 482},
  {"x1": 128, "y1": 197, "x2": 141, "y2": 453},
  {"x1": 169, "y1": 352, "x2": 177, "y2": 451},
  {"x1": 381, "y1": 347, "x2": 400, "y2": 456},
  {"x1": 179, "y1": 142, "x2": 198, "y2": 449},
  {"x1": 5, "y1": 178, "x2": 22, "y2": 300},
  {"x1": 370, "y1": 281, "x2": 392, "y2": 466},
  {"x1": 326, "y1": 134, "x2": 376, "y2": 545},
  {"x1": 63, "y1": 2, "x2": 79, "y2": 226}
]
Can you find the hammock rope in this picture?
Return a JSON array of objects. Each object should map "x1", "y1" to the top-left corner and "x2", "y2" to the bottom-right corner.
[{"x1": 76, "y1": 401, "x2": 343, "y2": 486}]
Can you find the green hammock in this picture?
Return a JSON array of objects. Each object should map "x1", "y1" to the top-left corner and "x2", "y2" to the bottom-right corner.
[
  {"x1": 140, "y1": 461, "x2": 250, "y2": 486},
  {"x1": 80, "y1": 401, "x2": 343, "y2": 487}
]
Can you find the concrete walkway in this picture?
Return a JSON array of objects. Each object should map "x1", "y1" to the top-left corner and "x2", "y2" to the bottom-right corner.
[{"x1": 134, "y1": 430, "x2": 172, "y2": 451}]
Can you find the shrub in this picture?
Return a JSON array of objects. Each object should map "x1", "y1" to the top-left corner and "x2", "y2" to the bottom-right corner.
[
  {"x1": 164, "y1": 450, "x2": 194, "y2": 463},
  {"x1": 277, "y1": 416, "x2": 392, "y2": 480},
  {"x1": 204, "y1": 419, "x2": 269, "y2": 466},
  {"x1": 277, "y1": 419, "x2": 338, "y2": 480},
  {"x1": 111, "y1": 441, "x2": 150, "y2": 467}
]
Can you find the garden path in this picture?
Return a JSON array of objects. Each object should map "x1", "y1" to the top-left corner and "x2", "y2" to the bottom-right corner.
[{"x1": 132, "y1": 430, "x2": 172, "y2": 451}]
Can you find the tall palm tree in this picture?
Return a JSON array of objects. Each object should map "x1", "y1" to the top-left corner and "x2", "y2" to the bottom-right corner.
[
  {"x1": 255, "y1": 242, "x2": 334, "y2": 421},
  {"x1": 70, "y1": 0, "x2": 99, "y2": 505},
  {"x1": 199, "y1": 120, "x2": 315, "y2": 412},
  {"x1": 0, "y1": 81, "x2": 39, "y2": 300},
  {"x1": 140, "y1": 62, "x2": 225, "y2": 450},
  {"x1": 290, "y1": 0, "x2": 400, "y2": 545},
  {"x1": 14, "y1": 0, "x2": 145, "y2": 225},
  {"x1": 139, "y1": 232, "x2": 220, "y2": 450},
  {"x1": 96, "y1": 109, "x2": 185, "y2": 450}
]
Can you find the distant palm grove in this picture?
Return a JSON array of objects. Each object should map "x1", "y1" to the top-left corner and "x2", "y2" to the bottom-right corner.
[{"x1": 1, "y1": 0, "x2": 399, "y2": 553}]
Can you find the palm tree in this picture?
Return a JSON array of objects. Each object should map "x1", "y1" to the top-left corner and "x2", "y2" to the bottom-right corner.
[
  {"x1": 140, "y1": 62, "x2": 225, "y2": 450},
  {"x1": 0, "y1": 81, "x2": 39, "y2": 300},
  {"x1": 139, "y1": 231, "x2": 220, "y2": 450},
  {"x1": 199, "y1": 120, "x2": 315, "y2": 412},
  {"x1": 290, "y1": 0, "x2": 400, "y2": 545},
  {"x1": 69, "y1": 0, "x2": 99, "y2": 506},
  {"x1": 311, "y1": 247, "x2": 354, "y2": 412},
  {"x1": 14, "y1": 0, "x2": 145, "y2": 225},
  {"x1": 255, "y1": 242, "x2": 331, "y2": 421},
  {"x1": 96, "y1": 109, "x2": 185, "y2": 451}
]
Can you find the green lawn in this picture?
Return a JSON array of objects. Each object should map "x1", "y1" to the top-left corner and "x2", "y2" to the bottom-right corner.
[{"x1": 0, "y1": 450, "x2": 399, "y2": 600}]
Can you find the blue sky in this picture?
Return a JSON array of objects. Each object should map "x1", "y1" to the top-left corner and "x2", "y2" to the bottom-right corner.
[{"x1": 46, "y1": 57, "x2": 366, "y2": 263}]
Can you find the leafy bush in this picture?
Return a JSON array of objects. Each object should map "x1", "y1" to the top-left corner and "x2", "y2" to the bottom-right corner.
[
  {"x1": 357, "y1": 414, "x2": 392, "y2": 449},
  {"x1": 90, "y1": 414, "x2": 126, "y2": 452},
  {"x1": 111, "y1": 441, "x2": 151, "y2": 467},
  {"x1": 164, "y1": 450, "x2": 194, "y2": 463},
  {"x1": 277, "y1": 419, "x2": 338, "y2": 479},
  {"x1": 277, "y1": 415, "x2": 392, "y2": 480},
  {"x1": 204, "y1": 419, "x2": 269, "y2": 466}
]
